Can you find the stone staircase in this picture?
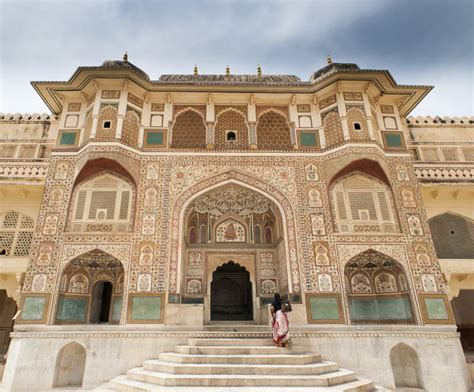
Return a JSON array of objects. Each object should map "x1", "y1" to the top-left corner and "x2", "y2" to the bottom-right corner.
[{"x1": 95, "y1": 337, "x2": 375, "y2": 391}]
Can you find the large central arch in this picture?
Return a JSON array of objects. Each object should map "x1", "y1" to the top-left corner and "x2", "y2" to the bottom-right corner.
[{"x1": 169, "y1": 170, "x2": 301, "y2": 316}]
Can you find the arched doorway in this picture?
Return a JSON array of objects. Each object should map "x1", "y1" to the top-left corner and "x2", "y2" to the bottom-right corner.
[
  {"x1": 56, "y1": 249, "x2": 124, "y2": 324},
  {"x1": 211, "y1": 261, "x2": 253, "y2": 321},
  {"x1": 90, "y1": 281, "x2": 113, "y2": 323}
]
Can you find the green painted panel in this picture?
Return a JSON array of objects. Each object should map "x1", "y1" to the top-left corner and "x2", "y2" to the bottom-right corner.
[
  {"x1": 56, "y1": 296, "x2": 87, "y2": 321},
  {"x1": 424, "y1": 298, "x2": 448, "y2": 320},
  {"x1": 21, "y1": 296, "x2": 46, "y2": 321},
  {"x1": 349, "y1": 297, "x2": 413, "y2": 321},
  {"x1": 300, "y1": 132, "x2": 318, "y2": 147},
  {"x1": 385, "y1": 133, "x2": 403, "y2": 147},
  {"x1": 111, "y1": 297, "x2": 123, "y2": 321},
  {"x1": 310, "y1": 297, "x2": 339, "y2": 320},
  {"x1": 60, "y1": 132, "x2": 77, "y2": 145},
  {"x1": 131, "y1": 296, "x2": 162, "y2": 321},
  {"x1": 146, "y1": 131, "x2": 164, "y2": 145}
]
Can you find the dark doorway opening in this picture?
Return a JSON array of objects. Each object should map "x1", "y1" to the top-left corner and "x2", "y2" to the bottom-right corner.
[
  {"x1": 211, "y1": 261, "x2": 253, "y2": 321},
  {"x1": 90, "y1": 281, "x2": 113, "y2": 323}
]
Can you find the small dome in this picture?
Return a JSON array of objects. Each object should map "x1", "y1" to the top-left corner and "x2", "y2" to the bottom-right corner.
[
  {"x1": 100, "y1": 60, "x2": 150, "y2": 80},
  {"x1": 309, "y1": 63, "x2": 360, "y2": 82}
]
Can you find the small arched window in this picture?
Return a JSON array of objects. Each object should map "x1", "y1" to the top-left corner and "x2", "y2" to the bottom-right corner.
[
  {"x1": 0, "y1": 211, "x2": 34, "y2": 256},
  {"x1": 226, "y1": 131, "x2": 236, "y2": 141},
  {"x1": 72, "y1": 174, "x2": 133, "y2": 226}
]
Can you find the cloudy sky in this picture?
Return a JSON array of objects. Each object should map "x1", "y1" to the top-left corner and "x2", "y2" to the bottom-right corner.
[{"x1": 0, "y1": 0, "x2": 472, "y2": 115}]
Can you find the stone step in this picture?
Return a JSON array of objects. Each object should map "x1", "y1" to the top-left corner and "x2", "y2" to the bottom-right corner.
[
  {"x1": 143, "y1": 359, "x2": 338, "y2": 375},
  {"x1": 108, "y1": 375, "x2": 375, "y2": 392},
  {"x1": 126, "y1": 367, "x2": 358, "y2": 387},
  {"x1": 174, "y1": 345, "x2": 306, "y2": 355},
  {"x1": 159, "y1": 351, "x2": 321, "y2": 365},
  {"x1": 188, "y1": 338, "x2": 275, "y2": 346}
]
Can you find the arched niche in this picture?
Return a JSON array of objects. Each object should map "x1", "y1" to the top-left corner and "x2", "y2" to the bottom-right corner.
[
  {"x1": 329, "y1": 171, "x2": 399, "y2": 234},
  {"x1": 67, "y1": 170, "x2": 136, "y2": 233},
  {"x1": 390, "y1": 343, "x2": 424, "y2": 389},
  {"x1": 428, "y1": 212, "x2": 474, "y2": 259},
  {"x1": 171, "y1": 108, "x2": 207, "y2": 148},
  {"x1": 53, "y1": 342, "x2": 86, "y2": 388},
  {"x1": 345, "y1": 250, "x2": 414, "y2": 324},
  {"x1": 56, "y1": 249, "x2": 124, "y2": 325}
]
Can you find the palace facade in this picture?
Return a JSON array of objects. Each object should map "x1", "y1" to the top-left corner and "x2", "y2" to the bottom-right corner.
[{"x1": 0, "y1": 57, "x2": 473, "y2": 391}]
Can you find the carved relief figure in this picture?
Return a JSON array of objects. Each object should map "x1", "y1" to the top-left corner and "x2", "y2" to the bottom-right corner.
[{"x1": 68, "y1": 274, "x2": 89, "y2": 294}]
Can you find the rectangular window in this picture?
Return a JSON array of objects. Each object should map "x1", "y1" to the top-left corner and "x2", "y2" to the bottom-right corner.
[
  {"x1": 144, "y1": 130, "x2": 166, "y2": 148},
  {"x1": 58, "y1": 131, "x2": 78, "y2": 146},
  {"x1": 298, "y1": 131, "x2": 319, "y2": 148},
  {"x1": 382, "y1": 131, "x2": 405, "y2": 149}
]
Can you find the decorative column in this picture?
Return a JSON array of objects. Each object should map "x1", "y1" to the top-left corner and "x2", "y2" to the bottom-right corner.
[
  {"x1": 362, "y1": 92, "x2": 375, "y2": 140},
  {"x1": 336, "y1": 90, "x2": 350, "y2": 141},
  {"x1": 115, "y1": 89, "x2": 128, "y2": 139},
  {"x1": 206, "y1": 98, "x2": 215, "y2": 149},
  {"x1": 248, "y1": 100, "x2": 257, "y2": 149},
  {"x1": 90, "y1": 89, "x2": 101, "y2": 139},
  {"x1": 139, "y1": 97, "x2": 151, "y2": 148},
  {"x1": 288, "y1": 102, "x2": 298, "y2": 149}
]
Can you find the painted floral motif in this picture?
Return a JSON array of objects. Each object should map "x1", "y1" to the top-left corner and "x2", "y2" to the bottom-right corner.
[
  {"x1": 318, "y1": 274, "x2": 333, "y2": 292},
  {"x1": 308, "y1": 188, "x2": 322, "y2": 207},
  {"x1": 421, "y1": 274, "x2": 437, "y2": 292},
  {"x1": 261, "y1": 279, "x2": 277, "y2": 295},
  {"x1": 32, "y1": 274, "x2": 47, "y2": 292},
  {"x1": 186, "y1": 278, "x2": 202, "y2": 294},
  {"x1": 311, "y1": 214, "x2": 326, "y2": 235},
  {"x1": 137, "y1": 274, "x2": 152, "y2": 292}
]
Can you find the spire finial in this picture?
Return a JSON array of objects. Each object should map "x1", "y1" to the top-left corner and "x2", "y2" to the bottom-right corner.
[
  {"x1": 257, "y1": 64, "x2": 262, "y2": 78},
  {"x1": 193, "y1": 65, "x2": 198, "y2": 76},
  {"x1": 123, "y1": 51, "x2": 128, "y2": 61},
  {"x1": 225, "y1": 65, "x2": 230, "y2": 77},
  {"x1": 326, "y1": 55, "x2": 332, "y2": 65}
]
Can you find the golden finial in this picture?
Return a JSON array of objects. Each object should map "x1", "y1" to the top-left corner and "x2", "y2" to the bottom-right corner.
[
  {"x1": 193, "y1": 65, "x2": 198, "y2": 76},
  {"x1": 123, "y1": 51, "x2": 128, "y2": 61},
  {"x1": 225, "y1": 65, "x2": 230, "y2": 76},
  {"x1": 257, "y1": 64, "x2": 262, "y2": 78},
  {"x1": 326, "y1": 55, "x2": 333, "y2": 65}
]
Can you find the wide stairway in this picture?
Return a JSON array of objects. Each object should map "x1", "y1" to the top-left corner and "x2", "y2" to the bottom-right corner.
[{"x1": 96, "y1": 337, "x2": 375, "y2": 391}]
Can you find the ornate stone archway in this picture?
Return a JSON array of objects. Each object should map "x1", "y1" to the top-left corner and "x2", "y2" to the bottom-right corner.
[{"x1": 168, "y1": 170, "x2": 301, "y2": 296}]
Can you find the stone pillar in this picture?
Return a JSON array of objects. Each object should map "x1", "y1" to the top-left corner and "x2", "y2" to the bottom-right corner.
[
  {"x1": 90, "y1": 91, "x2": 101, "y2": 139},
  {"x1": 290, "y1": 121, "x2": 298, "y2": 149},
  {"x1": 115, "y1": 91, "x2": 128, "y2": 139},
  {"x1": 139, "y1": 101, "x2": 151, "y2": 148},
  {"x1": 206, "y1": 102, "x2": 215, "y2": 149},
  {"x1": 78, "y1": 102, "x2": 86, "y2": 145},
  {"x1": 362, "y1": 93, "x2": 375, "y2": 140},
  {"x1": 336, "y1": 92, "x2": 350, "y2": 141},
  {"x1": 248, "y1": 122, "x2": 257, "y2": 149},
  {"x1": 206, "y1": 122, "x2": 214, "y2": 149}
]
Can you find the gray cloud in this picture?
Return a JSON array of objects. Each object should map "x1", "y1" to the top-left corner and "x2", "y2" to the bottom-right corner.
[{"x1": 0, "y1": 0, "x2": 472, "y2": 115}]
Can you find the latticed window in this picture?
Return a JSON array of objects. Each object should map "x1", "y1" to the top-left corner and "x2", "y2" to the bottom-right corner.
[
  {"x1": 0, "y1": 211, "x2": 35, "y2": 256},
  {"x1": 332, "y1": 174, "x2": 398, "y2": 233},
  {"x1": 72, "y1": 174, "x2": 132, "y2": 227}
]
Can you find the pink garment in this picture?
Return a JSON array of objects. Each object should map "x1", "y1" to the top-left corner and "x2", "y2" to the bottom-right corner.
[{"x1": 272, "y1": 310, "x2": 289, "y2": 346}]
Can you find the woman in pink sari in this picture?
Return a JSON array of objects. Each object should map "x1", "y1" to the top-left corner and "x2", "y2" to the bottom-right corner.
[{"x1": 270, "y1": 293, "x2": 291, "y2": 347}]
